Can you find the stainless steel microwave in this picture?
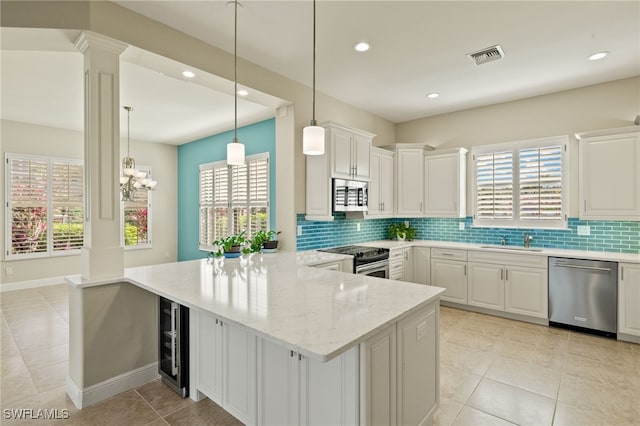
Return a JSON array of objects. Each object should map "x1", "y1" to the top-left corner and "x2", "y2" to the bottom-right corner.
[{"x1": 333, "y1": 178, "x2": 368, "y2": 212}]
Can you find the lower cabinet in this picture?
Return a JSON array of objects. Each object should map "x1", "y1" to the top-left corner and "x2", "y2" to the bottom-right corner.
[
  {"x1": 619, "y1": 263, "x2": 640, "y2": 338},
  {"x1": 403, "y1": 247, "x2": 414, "y2": 283},
  {"x1": 467, "y1": 251, "x2": 548, "y2": 319},
  {"x1": 430, "y1": 249, "x2": 468, "y2": 304},
  {"x1": 413, "y1": 247, "x2": 431, "y2": 285},
  {"x1": 197, "y1": 310, "x2": 256, "y2": 425}
]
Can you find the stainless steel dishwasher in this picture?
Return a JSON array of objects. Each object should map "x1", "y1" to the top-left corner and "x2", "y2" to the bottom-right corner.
[{"x1": 548, "y1": 257, "x2": 618, "y2": 337}]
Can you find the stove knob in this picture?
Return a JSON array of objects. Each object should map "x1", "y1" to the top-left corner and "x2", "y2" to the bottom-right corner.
[{"x1": 356, "y1": 252, "x2": 363, "y2": 257}]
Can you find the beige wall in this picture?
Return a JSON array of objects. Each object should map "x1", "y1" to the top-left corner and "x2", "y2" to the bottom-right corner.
[
  {"x1": 396, "y1": 76, "x2": 640, "y2": 217},
  {"x1": 0, "y1": 119, "x2": 178, "y2": 285}
]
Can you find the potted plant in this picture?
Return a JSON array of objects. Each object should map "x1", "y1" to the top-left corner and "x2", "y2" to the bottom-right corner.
[
  {"x1": 260, "y1": 230, "x2": 281, "y2": 252},
  {"x1": 388, "y1": 223, "x2": 416, "y2": 241},
  {"x1": 211, "y1": 231, "x2": 247, "y2": 258}
]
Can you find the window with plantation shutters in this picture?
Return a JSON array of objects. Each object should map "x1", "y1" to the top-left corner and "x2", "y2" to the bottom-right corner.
[
  {"x1": 6, "y1": 154, "x2": 84, "y2": 259},
  {"x1": 199, "y1": 153, "x2": 270, "y2": 251},
  {"x1": 472, "y1": 136, "x2": 568, "y2": 229},
  {"x1": 121, "y1": 166, "x2": 152, "y2": 249}
]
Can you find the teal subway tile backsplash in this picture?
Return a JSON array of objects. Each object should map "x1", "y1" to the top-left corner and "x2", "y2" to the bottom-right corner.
[{"x1": 296, "y1": 215, "x2": 639, "y2": 254}]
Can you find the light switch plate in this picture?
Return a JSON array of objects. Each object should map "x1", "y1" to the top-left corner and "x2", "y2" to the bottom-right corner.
[
  {"x1": 356, "y1": 223, "x2": 361, "y2": 232},
  {"x1": 577, "y1": 225, "x2": 591, "y2": 236},
  {"x1": 459, "y1": 222, "x2": 465, "y2": 230},
  {"x1": 297, "y1": 225, "x2": 302, "y2": 236}
]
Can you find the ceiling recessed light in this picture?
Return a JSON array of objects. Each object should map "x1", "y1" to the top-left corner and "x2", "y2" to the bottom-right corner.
[
  {"x1": 426, "y1": 92, "x2": 440, "y2": 99},
  {"x1": 237, "y1": 89, "x2": 249, "y2": 96},
  {"x1": 182, "y1": 70, "x2": 196, "y2": 78},
  {"x1": 588, "y1": 51, "x2": 608, "y2": 61},
  {"x1": 353, "y1": 41, "x2": 371, "y2": 52}
]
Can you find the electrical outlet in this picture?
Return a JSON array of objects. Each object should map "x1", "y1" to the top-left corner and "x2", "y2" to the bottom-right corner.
[
  {"x1": 297, "y1": 225, "x2": 302, "y2": 236},
  {"x1": 356, "y1": 223, "x2": 361, "y2": 232},
  {"x1": 577, "y1": 225, "x2": 591, "y2": 236},
  {"x1": 404, "y1": 220, "x2": 409, "y2": 227},
  {"x1": 459, "y1": 222, "x2": 465, "y2": 230},
  {"x1": 6, "y1": 267, "x2": 13, "y2": 276}
]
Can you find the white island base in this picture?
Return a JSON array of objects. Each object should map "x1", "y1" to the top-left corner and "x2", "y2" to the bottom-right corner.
[{"x1": 192, "y1": 299, "x2": 439, "y2": 426}]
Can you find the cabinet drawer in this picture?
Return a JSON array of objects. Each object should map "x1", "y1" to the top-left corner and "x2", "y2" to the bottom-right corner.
[
  {"x1": 389, "y1": 248, "x2": 405, "y2": 259},
  {"x1": 468, "y1": 251, "x2": 547, "y2": 268},
  {"x1": 390, "y1": 260, "x2": 404, "y2": 273},
  {"x1": 430, "y1": 248, "x2": 467, "y2": 261}
]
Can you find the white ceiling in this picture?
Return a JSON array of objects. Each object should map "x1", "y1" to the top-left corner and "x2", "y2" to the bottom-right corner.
[{"x1": 1, "y1": 1, "x2": 639, "y2": 145}]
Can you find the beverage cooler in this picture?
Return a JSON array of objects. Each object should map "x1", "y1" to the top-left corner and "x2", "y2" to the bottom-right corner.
[{"x1": 158, "y1": 296, "x2": 189, "y2": 397}]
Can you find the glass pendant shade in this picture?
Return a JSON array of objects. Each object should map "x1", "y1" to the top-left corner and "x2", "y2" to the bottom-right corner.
[
  {"x1": 227, "y1": 140, "x2": 245, "y2": 166},
  {"x1": 303, "y1": 124, "x2": 325, "y2": 155}
]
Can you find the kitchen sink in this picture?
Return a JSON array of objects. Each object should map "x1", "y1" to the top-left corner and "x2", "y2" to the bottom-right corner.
[{"x1": 479, "y1": 245, "x2": 544, "y2": 252}]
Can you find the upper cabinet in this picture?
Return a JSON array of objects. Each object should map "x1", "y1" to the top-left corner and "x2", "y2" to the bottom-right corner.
[
  {"x1": 577, "y1": 127, "x2": 640, "y2": 220},
  {"x1": 395, "y1": 146, "x2": 428, "y2": 216},
  {"x1": 329, "y1": 123, "x2": 373, "y2": 181},
  {"x1": 368, "y1": 147, "x2": 394, "y2": 217},
  {"x1": 305, "y1": 122, "x2": 375, "y2": 221},
  {"x1": 424, "y1": 148, "x2": 467, "y2": 218}
]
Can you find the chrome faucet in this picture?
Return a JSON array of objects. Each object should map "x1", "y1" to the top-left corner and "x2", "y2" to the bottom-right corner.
[
  {"x1": 524, "y1": 232, "x2": 533, "y2": 248},
  {"x1": 500, "y1": 235, "x2": 507, "y2": 246}
]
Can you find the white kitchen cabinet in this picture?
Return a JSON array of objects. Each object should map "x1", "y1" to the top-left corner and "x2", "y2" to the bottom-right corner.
[
  {"x1": 618, "y1": 263, "x2": 640, "y2": 339},
  {"x1": 329, "y1": 123, "x2": 372, "y2": 181},
  {"x1": 396, "y1": 301, "x2": 439, "y2": 426},
  {"x1": 468, "y1": 262, "x2": 505, "y2": 311},
  {"x1": 368, "y1": 147, "x2": 395, "y2": 217},
  {"x1": 403, "y1": 247, "x2": 414, "y2": 283},
  {"x1": 577, "y1": 127, "x2": 640, "y2": 220},
  {"x1": 467, "y1": 251, "x2": 548, "y2": 319},
  {"x1": 389, "y1": 248, "x2": 405, "y2": 281},
  {"x1": 396, "y1": 147, "x2": 426, "y2": 216},
  {"x1": 305, "y1": 122, "x2": 375, "y2": 221},
  {"x1": 430, "y1": 249, "x2": 468, "y2": 304},
  {"x1": 196, "y1": 310, "x2": 257, "y2": 425},
  {"x1": 360, "y1": 324, "x2": 396, "y2": 426},
  {"x1": 424, "y1": 148, "x2": 467, "y2": 218},
  {"x1": 257, "y1": 338, "x2": 359, "y2": 426},
  {"x1": 311, "y1": 259, "x2": 353, "y2": 273},
  {"x1": 413, "y1": 246, "x2": 431, "y2": 285}
]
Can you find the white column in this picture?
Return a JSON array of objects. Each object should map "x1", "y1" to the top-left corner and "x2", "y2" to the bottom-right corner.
[{"x1": 75, "y1": 31, "x2": 128, "y2": 280}]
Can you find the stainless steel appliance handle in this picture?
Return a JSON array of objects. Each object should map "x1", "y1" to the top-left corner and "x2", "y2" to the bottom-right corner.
[
  {"x1": 553, "y1": 263, "x2": 611, "y2": 272},
  {"x1": 356, "y1": 260, "x2": 389, "y2": 275},
  {"x1": 170, "y1": 302, "x2": 178, "y2": 376}
]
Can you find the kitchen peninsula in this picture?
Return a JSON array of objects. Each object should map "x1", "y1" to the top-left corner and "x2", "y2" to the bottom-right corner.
[{"x1": 66, "y1": 252, "x2": 445, "y2": 426}]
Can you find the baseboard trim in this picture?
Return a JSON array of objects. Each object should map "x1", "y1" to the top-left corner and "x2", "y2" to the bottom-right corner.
[
  {"x1": 1, "y1": 276, "x2": 68, "y2": 292},
  {"x1": 66, "y1": 362, "x2": 159, "y2": 409}
]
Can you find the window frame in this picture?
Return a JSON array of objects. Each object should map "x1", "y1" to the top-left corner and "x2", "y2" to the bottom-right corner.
[
  {"x1": 120, "y1": 164, "x2": 153, "y2": 250},
  {"x1": 471, "y1": 135, "x2": 569, "y2": 229},
  {"x1": 198, "y1": 153, "x2": 270, "y2": 252},
  {"x1": 5, "y1": 153, "x2": 84, "y2": 260}
]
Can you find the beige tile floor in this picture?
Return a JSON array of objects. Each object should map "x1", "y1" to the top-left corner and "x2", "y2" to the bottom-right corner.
[{"x1": 1, "y1": 284, "x2": 639, "y2": 425}]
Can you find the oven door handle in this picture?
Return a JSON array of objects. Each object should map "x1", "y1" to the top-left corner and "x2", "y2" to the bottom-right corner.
[
  {"x1": 356, "y1": 260, "x2": 389, "y2": 275},
  {"x1": 170, "y1": 302, "x2": 178, "y2": 376}
]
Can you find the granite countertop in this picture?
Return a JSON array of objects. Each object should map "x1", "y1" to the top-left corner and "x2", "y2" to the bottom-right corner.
[
  {"x1": 68, "y1": 252, "x2": 444, "y2": 362},
  {"x1": 358, "y1": 240, "x2": 640, "y2": 264}
]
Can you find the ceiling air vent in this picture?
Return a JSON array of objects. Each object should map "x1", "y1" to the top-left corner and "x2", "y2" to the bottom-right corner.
[{"x1": 467, "y1": 45, "x2": 505, "y2": 65}]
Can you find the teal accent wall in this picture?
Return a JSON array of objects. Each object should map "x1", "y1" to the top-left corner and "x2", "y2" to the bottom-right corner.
[
  {"x1": 178, "y1": 118, "x2": 276, "y2": 261},
  {"x1": 296, "y1": 214, "x2": 640, "y2": 254}
]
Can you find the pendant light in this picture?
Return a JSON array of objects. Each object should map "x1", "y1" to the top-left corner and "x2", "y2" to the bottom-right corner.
[
  {"x1": 120, "y1": 106, "x2": 157, "y2": 201},
  {"x1": 303, "y1": 0, "x2": 325, "y2": 155},
  {"x1": 227, "y1": 0, "x2": 245, "y2": 166}
]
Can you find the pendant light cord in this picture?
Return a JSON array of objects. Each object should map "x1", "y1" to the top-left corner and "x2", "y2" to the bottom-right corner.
[
  {"x1": 234, "y1": 0, "x2": 238, "y2": 142},
  {"x1": 312, "y1": 0, "x2": 317, "y2": 123}
]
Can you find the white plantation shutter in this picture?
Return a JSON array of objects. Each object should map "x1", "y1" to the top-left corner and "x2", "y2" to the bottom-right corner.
[
  {"x1": 51, "y1": 161, "x2": 84, "y2": 252},
  {"x1": 6, "y1": 154, "x2": 83, "y2": 258},
  {"x1": 198, "y1": 153, "x2": 270, "y2": 250},
  {"x1": 519, "y1": 146, "x2": 563, "y2": 220},
  {"x1": 475, "y1": 151, "x2": 513, "y2": 220},
  {"x1": 472, "y1": 137, "x2": 567, "y2": 229}
]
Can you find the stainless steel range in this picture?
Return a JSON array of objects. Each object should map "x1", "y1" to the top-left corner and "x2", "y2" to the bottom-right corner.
[{"x1": 319, "y1": 245, "x2": 389, "y2": 278}]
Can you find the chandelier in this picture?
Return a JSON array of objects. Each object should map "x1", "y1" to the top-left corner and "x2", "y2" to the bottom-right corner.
[{"x1": 120, "y1": 106, "x2": 157, "y2": 201}]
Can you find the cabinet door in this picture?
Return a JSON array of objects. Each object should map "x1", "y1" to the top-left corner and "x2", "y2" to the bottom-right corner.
[
  {"x1": 396, "y1": 149, "x2": 424, "y2": 216},
  {"x1": 223, "y1": 321, "x2": 257, "y2": 425},
  {"x1": 380, "y1": 154, "x2": 395, "y2": 214},
  {"x1": 413, "y1": 247, "x2": 431, "y2": 285},
  {"x1": 619, "y1": 263, "x2": 640, "y2": 337},
  {"x1": 331, "y1": 128, "x2": 354, "y2": 179},
  {"x1": 353, "y1": 133, "x2": 371, "y2": 179},
  {"x1": 424, "y1": 153, "x2": 464, "y2": 218},
  {"x1": 505, "y1": 266, "x2": 548, "y2": 319},
  {"x1": 305, "y1": 153, "x2": 332, "y2": 219},
  {"x1": 430, "y1": 259, "x2": 467, "y2": 304},
  {"x1": 468, "y1": 262, "x2": 505, "y2": 311},
  {"x1": 580, "y1": 133, "x2": 640, "y2": 219},
  {"x1": 403, "y1": 247, "x2": 414, "y2": 283},
  {"x1": 299, "y1": 346, "x2": 359, "y2": 426},
  {"x1": 361, "y1": 325, "x2": 397, "y2": 426},
  {"x1": 368, "y1": 152, "x2": 382, "y2": 215},
  {"x1": 197, "y1": 310, "x2": 223, "y2": 403},
  {"x1": 397, "y1": 302, "x2": 438, "y2": 426},
  {"x1": 257, "y1": 339, "x2": 299, "y2": 426}
]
